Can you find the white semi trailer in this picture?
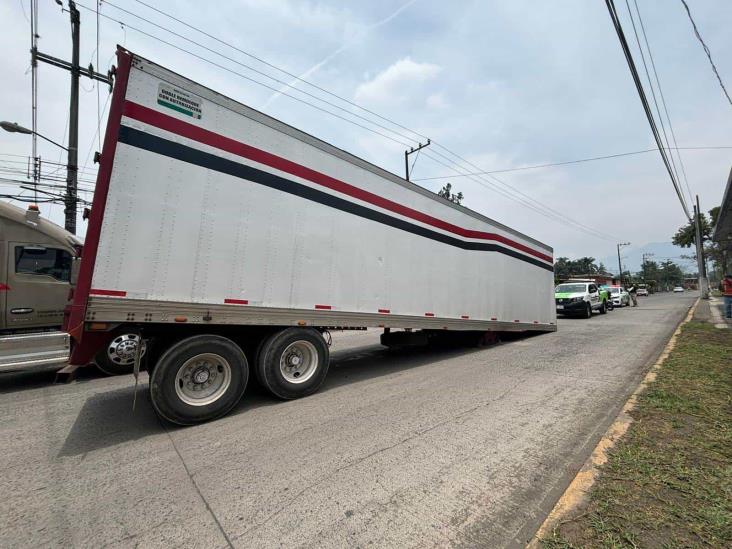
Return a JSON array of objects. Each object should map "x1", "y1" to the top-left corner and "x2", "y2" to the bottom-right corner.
[{"x1": 67, "y1": 48, "x2": 556, "y2": 425}]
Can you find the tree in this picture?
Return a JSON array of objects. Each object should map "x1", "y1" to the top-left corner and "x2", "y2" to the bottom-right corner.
[
  {"x1": 671, "y1": 206, "x2": 726, "y2": 280},
  {"x1": 437, "y1": 183, "x2": 464, "y2": 205},
  {"x1": 672, "y1": 212, "x2": 711, "y2": 248}
]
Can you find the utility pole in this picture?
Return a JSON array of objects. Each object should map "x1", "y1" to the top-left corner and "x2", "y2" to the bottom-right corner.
[
  {"x1": 66, "y1": 0, "x2": 80, "y2": 235},
  {"x1": 404, "y1": 139, "x2": 430, "y2": 181},
  {"x1": 30, "y1": 0, "x2": 111, "y2": 234},
  {"x1": 642, "y1": 252, "x2": 654, "y2": 282},
  {"x1": 617, "y1": 242, "x2": 630, "y2": 286},
  {"x1": 693, "y1": 195, "x2": 709, "y2": 298}
]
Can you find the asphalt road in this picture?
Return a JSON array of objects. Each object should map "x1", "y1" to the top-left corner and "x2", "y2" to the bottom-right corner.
[{"x1": 0, "y1": 293, "x2": 695, "y2": 548}]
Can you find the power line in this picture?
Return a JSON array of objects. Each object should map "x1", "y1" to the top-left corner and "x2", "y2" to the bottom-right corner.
[
  {"x1": 679, "y1": 0, "x2": 732, "y2": 106},
  {"x1": 412, "y1": 146, "x2": 732, "y2": 181},
  {"x1": 624, "y1": 0, "x2": 682, "y2": 197},
  {"x1": 631, "y1": 0, "x2": 693, "y2": 205},
  {"x1": 79, "y1": 1, "x2": 620, "y2": 241},
  {"x1": 605, "y1": 0, "x2": 691, "y2": 220}
]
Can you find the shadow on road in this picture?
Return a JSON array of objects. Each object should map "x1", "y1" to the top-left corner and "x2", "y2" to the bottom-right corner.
[{"x1": 57, "y1": 332, "x2": 544, "y2": 455}]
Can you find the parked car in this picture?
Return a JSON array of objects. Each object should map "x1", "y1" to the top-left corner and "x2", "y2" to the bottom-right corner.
[
  {"x1": 607, "y1": 285, "x2": 631, "y2": 307},
  {"x1": 555, "y1": 282, "x2": 607, "y2": 318},
  {"x1": 636, "y1": 287, "x2": 649, "y2": 296},
  {"x1": 673, "y1": 286, "x2": 685, "y2": 293}
]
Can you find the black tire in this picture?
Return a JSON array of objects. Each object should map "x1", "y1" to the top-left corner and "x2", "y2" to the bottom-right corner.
[
  {"x1": 149, "y1": 335, "x2": 248, "y2": 425},
  {"x1": 600, "y1": 300, "x2": 607, "y2": 314},
  {"x1": 607, "y1": 300, "x2": 614, "y2": 311},
  {"x1": 95, "y1": 332, "x2": 147, "y2": 376},
  {"x1": 584, "y1": 302, "x2": 592, "y2": 318},
  {"x1": 256, "y1": 327, "x2": 329, "y2": 400}
]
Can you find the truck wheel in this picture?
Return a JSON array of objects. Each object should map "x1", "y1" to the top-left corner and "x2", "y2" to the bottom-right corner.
[
  {"x1": 256, "y1": 328, "x2": 329, "y2": 400},
  {"x1": 584, "y1": 302, "x2": 592, "y2": 318},
  {"x1": 149, "y1": 335, "x2": 248, "y2": 425},
  {"x1": 607, "y1": 300, "x2": 614, "y2": 311},
  {"x1": 95, "y1": 332, "x2": 147, "y2": 376},
  {"x1": 600, "y1": 301, "x2": 607, "y2": 314}
]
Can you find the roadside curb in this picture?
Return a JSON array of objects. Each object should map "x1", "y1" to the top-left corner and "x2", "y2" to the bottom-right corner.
[{"x1": 526, "y1": 298, "x2": 700, "y2": 548}]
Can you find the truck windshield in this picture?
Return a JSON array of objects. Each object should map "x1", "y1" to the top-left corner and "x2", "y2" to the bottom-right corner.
[{"x1": 555, "y1": 284, "x2": 586, "y2": 293}]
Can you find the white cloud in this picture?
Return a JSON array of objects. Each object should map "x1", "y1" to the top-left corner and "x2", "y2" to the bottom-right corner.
[
  {"x1": 354, "y1": 57, "x2": 442, "y2": 105},
  {"x1": 425, "y1": 93, "x2": 448, "y2": 109}
]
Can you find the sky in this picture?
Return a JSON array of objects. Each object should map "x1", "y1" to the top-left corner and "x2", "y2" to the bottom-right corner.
[{"x1": 1, "y1": 0, "x2": 731, "y2": 268}]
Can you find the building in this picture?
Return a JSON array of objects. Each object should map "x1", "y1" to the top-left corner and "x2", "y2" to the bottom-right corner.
[{"x1": 712, "y1": 166, "x2": 732, "y2": 274}]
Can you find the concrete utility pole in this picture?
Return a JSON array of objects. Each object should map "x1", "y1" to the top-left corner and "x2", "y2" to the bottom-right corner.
[
  {"x1": 642, "y1": 252, "x2": 654, "y2": 281},
  {"x1": 404, "y1": 139, "x2": 430, "y2": 181},
  {"x1": 30, "y1": 0, "x2": 111, "y2": 234},
  {"x1": 66, "y1": 0, "x2": 80, "y2": 235},
  {"x1": 693, "y1": 196, "x2": 709, "y2": 299},
  {"x1": 617, "y1": 242, "x2": 630, "y2": 286}
]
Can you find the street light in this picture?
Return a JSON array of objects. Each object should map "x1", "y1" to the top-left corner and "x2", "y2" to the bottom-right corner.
[
  {"x1": 617, "y1": 242, "x2": 631, "y2": 286},
  {"x1": 1, "y1": 121, "x2": 68, "y2": 151}
]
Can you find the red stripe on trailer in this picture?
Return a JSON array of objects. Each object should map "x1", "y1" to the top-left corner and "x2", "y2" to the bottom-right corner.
[
  {"x1": 89, "y1": 288, "x2": 127, "y2": 297},
  {"x1": 314, "y1": 304, "x2": 332, "y2": 310},
  {"x1": 224, "y1": 298, "x2": 249, "y2": 305},
  {"x1": 123, "y1": 101, "x2": 553, "y2": 265},
  {"x1": 461, "y1": 315, "x2": 469, "y2": 319},
  {"x1": 490, "y1": 317, "x2": 497, "y2": 321},
  {"x1": 514, "y1": 320, "x2": 520, "y2": 323},
  {"x1": 533, "y1": 320, "x2": 539, "y2": 324},
  {"x1": 0, "y1": 283, "x2": 9, "y2": 291},
  {"x1": 378, "y1": 308, "x2": 390, "y2": 314},
  {"x1": 425, "y1": 312, "x2": 435, "y2": 317},
  {"x1": 67, "y1": 47, "x2": 134, "y2": 366}
]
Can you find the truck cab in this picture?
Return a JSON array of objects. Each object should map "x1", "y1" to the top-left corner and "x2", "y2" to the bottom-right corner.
[{"x1": 0, "y1": 202, "x2": 79, "y2": 372}]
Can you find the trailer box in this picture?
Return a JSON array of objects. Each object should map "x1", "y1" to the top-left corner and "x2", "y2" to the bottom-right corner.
[{"x1": 66, "y1": 48, "x2": 555, "y2": 424}]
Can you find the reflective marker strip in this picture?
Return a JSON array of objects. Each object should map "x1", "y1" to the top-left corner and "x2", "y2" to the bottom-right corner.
[
  {"x1": 224, "y1": 299, "x2": 248, "y2": 305},
  {"x1": 425, "y1": 312, "x2": 435, "y2": 317},
  {"x1": 315, "y1": 304, "x2": 332, "y2": 310},
  {"x1": 461, "y1": 315, "x2": 469, "y2": 319},
  {"x1": 0, "y1": 283, "x2": 9, "y2": 291},
  {"x1": 378, "y1": 309, "x2": 390, "y2": 314},
  {"x1": 90, "y1": 289, "x2": 127, "y2": 297}
]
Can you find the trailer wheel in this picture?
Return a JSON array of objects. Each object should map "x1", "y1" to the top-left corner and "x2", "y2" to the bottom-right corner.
[
  {"x1": 256, "y1": 328, "x2": 329, "y2": 400},
  {"x1": 149, "y1": 335, "x2": 248, "y2": 425},
  {"x1": 95, "y1": 332, "x2": 147, "y2": 376}
]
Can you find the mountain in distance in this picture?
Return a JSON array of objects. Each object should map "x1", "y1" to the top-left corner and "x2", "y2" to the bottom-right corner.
[{"x1": 598, "y1": 242, "x2": 696, "y2": 274}]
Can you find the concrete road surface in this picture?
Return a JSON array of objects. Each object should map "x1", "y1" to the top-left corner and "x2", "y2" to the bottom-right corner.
[{"x1": 0, "y1": 293, "x2": 695, "y2": 548}]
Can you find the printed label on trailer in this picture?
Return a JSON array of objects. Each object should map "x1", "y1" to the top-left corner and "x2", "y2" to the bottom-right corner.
[{"x1": 157, "y1": 84, "x2": 202, "y2": 119}]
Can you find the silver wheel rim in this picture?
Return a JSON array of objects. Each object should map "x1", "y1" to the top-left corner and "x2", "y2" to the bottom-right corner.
[
  {"x1": 174, "y1": 353, "x2": 232, "y2": 406},
  {"x1": 107, "y1": 334, "x2": 146, "y2": 366},
  {"x1": 279, "y1": 340, "x2": 318, "y2": 384}
]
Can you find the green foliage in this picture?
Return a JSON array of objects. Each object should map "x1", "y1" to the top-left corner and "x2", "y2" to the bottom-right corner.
[
  {"x1": 437, "y1": 183, "x2": 464, "y2": 205},
  {"x1": 554, "y1": 257, "x2": 610, "y2": 281}
]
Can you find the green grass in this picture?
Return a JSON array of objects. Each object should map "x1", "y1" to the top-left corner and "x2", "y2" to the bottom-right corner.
[{"x1": 542, "y1": 321, "x2": 732, "y2": 548}]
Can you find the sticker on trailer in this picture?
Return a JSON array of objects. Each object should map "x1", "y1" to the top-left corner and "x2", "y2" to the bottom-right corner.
[{"x1": 157, "y1": 83, "x2": 202, "y2": 119}]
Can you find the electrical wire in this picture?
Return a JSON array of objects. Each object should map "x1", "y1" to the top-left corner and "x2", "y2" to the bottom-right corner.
[
  {"x1": 412, "y1": 146, "x2": 732, "y2": 181},
  {"x1": 632, "y1": 0, "x2": 693, "y2": 205},
  {"x1": 78, "y1": 0, "x2": 621, "y2": 241},
  {"x1": 679, "y1": 0, "x2": 732, "y2": 106},
  {"x1": 605, "y1": 0, "x2": 691, "y2": 220},
  {"x1": 624, "y1": 0, "x2": 682, "y2": 195}
]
